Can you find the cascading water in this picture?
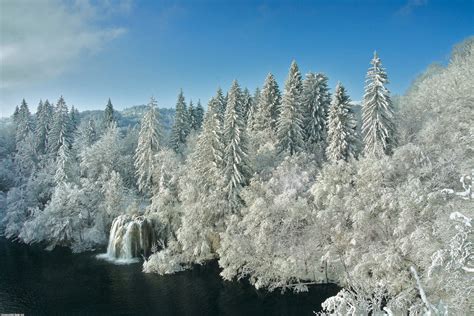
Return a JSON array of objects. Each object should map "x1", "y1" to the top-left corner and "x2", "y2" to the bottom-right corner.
[{"x1": 98, "y1": 214, "x2": 155, "y2": 264}]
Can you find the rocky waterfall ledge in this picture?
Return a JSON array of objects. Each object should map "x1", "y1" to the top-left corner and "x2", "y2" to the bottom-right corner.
[{"x1": 97, "y1": 214, "x2": 155, "y2": 264}]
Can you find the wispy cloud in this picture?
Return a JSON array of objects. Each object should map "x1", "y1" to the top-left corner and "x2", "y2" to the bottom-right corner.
[
  {"x1": 0, "y1": 0, "x2": 131, "y2": 90},
  {"x1": 396, "y1": 0, "x2": 428, "y2": 16}
]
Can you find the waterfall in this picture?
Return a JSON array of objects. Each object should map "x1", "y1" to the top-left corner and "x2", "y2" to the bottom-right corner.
[{"x1": 97, "y1": 214, "x2": 155, "y2": 264}]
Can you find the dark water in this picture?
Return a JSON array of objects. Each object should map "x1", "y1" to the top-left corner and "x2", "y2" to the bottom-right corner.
[{"x1": 0, "y1": 237, "x2": 339, "y2": 315}]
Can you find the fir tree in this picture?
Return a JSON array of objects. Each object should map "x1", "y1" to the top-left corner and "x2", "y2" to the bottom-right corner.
[
  {"x1": 223, "y1": 81, "x2": 251, "y2": 212},
  {"x1": 48, "y1": 96, "x2": 71, "y2": 154},
  {"x1": 302, "y1": 72, "x2": 331, "y2": 146},
  {"x1": 170, "y1": 90, "x2": 190, "y2": 152},
  {"x1": 54, "y1": 134, "x2": 71, "y2": 185},
  {"x1": 241, "y1": 88, "x2": 252, "y2": 125},
  {"x1": 35, "y1": 99, "x2": 54, "y2": 154},
  {"x1": 215, "y1": 88, "x2": 227, "y2": 122},
  {"x1": 12, "y1": 106, "x2": 20, "y2": 125},
  {"x1": 35, "y1": 100, "x2": 48, "y2": 154},
  {"x1": 43, "y1": 99, "x2": 54, "y2": 122},
  {"x1": 103, "y1": 98, "x2": 116, "y2": 128},
  {"x1": 362, "y1": 52, "x2": 396, "y2": 156},
  {"x1": 69, "y1": 106, "x2": 80, "y2": 134},
  {"x1": 188, "y1": 100, "x2": 196, "y2": 130},
  {"x1": 135, "y1": 97, "x2": 162, "y2": 193},
  {"x1": 192, "y1": 97, "x2": 224, "y2": 184},
  {"x1": 194, "y1": 100, "x2": 205, "y2": 130},
  {"x1": 14, "y1": 131, "x2": 37, "y2": 178},
  {"x1": 255, "y1": 73, "x2": 281, "y2": 132},
  {"x1": 246, "y1": 87, "x2": 260, "y2": 130},
  {"x1": 16, "y1": 99, "x2": 33, "y2": 143},
  {"x1": 325, "y1": 83, "x2": 358, "y2": 162},
  {"x1": 277, "y1": 61, "x2": 304, "y2": 156},
  {"x1": 83, "y1": 119, "x2": 98, "y2": 147}
]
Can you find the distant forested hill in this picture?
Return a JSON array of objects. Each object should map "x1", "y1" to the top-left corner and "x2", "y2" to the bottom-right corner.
[{"x1": 79, "y1": 105, "x2": 175, "y2": 133}]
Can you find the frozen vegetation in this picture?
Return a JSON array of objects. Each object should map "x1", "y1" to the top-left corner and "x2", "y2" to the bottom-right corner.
[{"x1": 0, "y1": 37, "x2": 472, "y2": 314}]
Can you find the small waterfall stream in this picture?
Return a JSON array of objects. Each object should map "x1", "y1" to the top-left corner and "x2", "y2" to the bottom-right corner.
[{"x1": 98, "y1": 214, "x2": 155, "y2": 263}]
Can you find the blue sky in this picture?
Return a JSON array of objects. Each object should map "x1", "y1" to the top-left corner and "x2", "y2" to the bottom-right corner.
[{"x1": 1, "y1": 0, "x2": 473, "y2": 116}]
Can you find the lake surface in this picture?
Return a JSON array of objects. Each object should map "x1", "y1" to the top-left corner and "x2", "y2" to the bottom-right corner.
[{"x1": 0, "y1": 237, "x2": 339, "y2": 315}]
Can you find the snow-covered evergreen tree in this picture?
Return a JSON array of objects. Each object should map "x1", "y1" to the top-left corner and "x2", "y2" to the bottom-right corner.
[
  {"x1": 362, "y1": 52, "x2": 396, "y2": 156},
  {"x1": 12, "y1": 106, "x2": 20, "y2": 125},
  {"x1": 14, "y1": 131, "x2": 37, "y2": 178},
  {"x1": 148, "y1": 148, "x2": 183, "y2": 242},
  {"x1": 325, "y1": 82, "x2": 358, "y2": 162},
  {"x1": 302, "y1": 72, "x2": 331, "y2": 146},
  {"x1": 48, "y1": 96, "x2": 71, "y2": 154},
  {"x1": 84, "y1": 119, "x2": 97, "y2": 147},
  {"x1": 80, "y1": 122, "x2": 122, "y2": 180},
  {"x1": 16, "y1": 99, "x2": 33, "y2": 143},
  {"x1": 54, "y1": 134, "x2": 71, "y2": 185},
  {"x1": 165, "y1": 98, "x2": 227, "y2": 265},
  {"x1": 215, "y1": 88, "x2": 227, "y2": 122},
  {"x1": 69, "y1": 106, "x2": 80, "y2": 133},
  {"x1": 135, "y1": 97, "x2": 162, "y2": 193},
  {"x1": 170, "y1": 90, "x2": 190, "y2": 152},
  {"x1": 188, "y1": 100, "x2": 196, "y2": 130},
  {"x1": 74, "y1": 119, "x2": 98, "y2": 153},
  {"x1": 35, "y1": 100, "x2": 51, "y2": 154},
  {"x1": 193, "y1": 97, "x2": 224, "y2": 181},
  {"x1": 223, "y1": 80, "x2": 251, "y2": 212},
  {"x1": 277, "y1": 61, "x2": 304, "y2": 156},
  {"x1": 188, "y1": 99, "x2": 205, "y2": 131},
  {"x1": 194, "y1": 100, "x2": 204, "y2": 130},
  {"x1": 255, "y1": 73, "x2": 281, "y2": 132},
  {"x1": 241, "y1": 88, "x2": 252, "y2": 125},
  {"x1": 103, "y1": 98, "x2": 116, "y2": 128},
  {"x1": 246, "y1": 87, "x2": 260, "y2": 130}
]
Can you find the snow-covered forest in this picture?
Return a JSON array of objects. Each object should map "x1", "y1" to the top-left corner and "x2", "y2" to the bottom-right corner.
[{"x1": 0, "y1": 37, "x2": 472, "y2": 314}]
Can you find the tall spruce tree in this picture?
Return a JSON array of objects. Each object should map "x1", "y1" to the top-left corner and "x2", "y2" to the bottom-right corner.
[
  {"x1": 277, "y1": 61, "x2": 304, "y2": 155},
  {"x1": 255, "y1": 73, "x2": 281, "y2": 132},
  {"x1": 35, "y1": 100, "x2": 49, "y2": 154},
  {"x1": 326, "y1": 83, "x2": 358, "y2": 162},
  {"x1": 69, "y1": 106, "x2": 80, "y2": 134},
  {"x1": 16, "y1": 99, "x2": 33, "y2": 143},
  {"x1": 223, "y1": 81, "x2": 251, "y2": 213},
  {"x1": 246, "y1": 87, "x2": 260, "y2": 130},
  {"x1": 48, "y1": 96, "x2": 70, "y2": 154},
  {"x1": 192, "y1": 97, "x2": 224, "y2": 183},
  {"x1": 170, "y1": 90, "x2": 190, "y2": 152},
  {"x1": 194, "y1": 100, "x2": 204, "y2": 130},
  {"x1": 241, "y1": 88, "x2": 252, "y2": 125},
  {"x1": 362, "y1": 52, "x2": 396, "y2": 156},
  {"x1": 103, "y1": 98, "x2": 116, "y2": 128},
  {"x1": 302, "y1": 72, "x2": 331, "y2": 146},
  {"x1": 188, "y1": 100, "x2": 196, "y2": 130},
  {"x1": 135, "y1": 97, "x2": 162, "y2": 193},
  {"x1": 83, "y1": 119, "x2": 98, "y2": 147},
  {"x1": 12, "y1": 106, "x2": 20, "y2": 125},
  {"x1": 54, "y1": 133, "x2": 71, "y2": 185},
  {"x1": 215, "y1": 88, "x2": 227, "y2": 122}
]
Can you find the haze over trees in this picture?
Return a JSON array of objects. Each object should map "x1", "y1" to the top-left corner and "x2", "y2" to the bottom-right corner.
[{"x1": 0, "y1": 37, "x2": 472, "y2": 315}]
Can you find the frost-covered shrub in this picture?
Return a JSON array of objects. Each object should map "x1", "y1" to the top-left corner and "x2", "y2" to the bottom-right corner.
[
  {"x1": 219, "y1": 154, "x2": 323, "y2": 292},
  {"x1": 143, "y1": 240, "x2": 187, "y2": 274},
  {"x1": 19, "y1": 183, "x2": 107, "y2": 250}
]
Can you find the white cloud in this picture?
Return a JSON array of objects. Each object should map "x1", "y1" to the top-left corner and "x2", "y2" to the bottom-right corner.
[
  {"x1": 396, "y1": 0, "x2": 428, "y2": 16},
  {"x1": 0, "y1": 0, "x2": 130, "y2": 90}
]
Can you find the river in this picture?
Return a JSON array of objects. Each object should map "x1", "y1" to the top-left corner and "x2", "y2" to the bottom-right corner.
[{"x1": 0, "y1": 237, "x2": 339, "y2": 315}]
